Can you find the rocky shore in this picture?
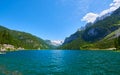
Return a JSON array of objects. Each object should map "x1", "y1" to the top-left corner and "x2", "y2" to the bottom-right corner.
[{"x1": 0, "y1": 44, "x2": 24, "y2": 51}]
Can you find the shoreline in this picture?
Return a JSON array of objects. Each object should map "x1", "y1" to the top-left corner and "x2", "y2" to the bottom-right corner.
[{"x1": 1, "y1": 48, "x2": 120, "y2": 53}]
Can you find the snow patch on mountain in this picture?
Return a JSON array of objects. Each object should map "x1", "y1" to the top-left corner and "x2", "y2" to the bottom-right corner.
[
  {"x1": 46, "y1": 40, "x2": 63, "y2": 46},
  {"x1": 51, "y1": 40, "x2": 63, "y2": 46}
]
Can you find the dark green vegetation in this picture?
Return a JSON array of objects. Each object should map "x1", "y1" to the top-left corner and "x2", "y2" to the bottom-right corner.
[
  {"x1": 60, "y1": 7, "x2": 120, "y2": 50},
  {"x1": 0, "y1": 25, "x2": 50, "y2": 50},
  {"x1": 115, "y1": 35, "x2": 120, "y2": 49}
]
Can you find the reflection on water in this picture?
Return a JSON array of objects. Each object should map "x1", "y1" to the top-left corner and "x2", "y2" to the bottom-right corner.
[{"x1": 0, "y1": 50, "x2": 120, "y2": 75}]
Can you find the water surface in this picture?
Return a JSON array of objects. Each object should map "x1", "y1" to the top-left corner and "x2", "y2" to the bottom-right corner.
[{"x1": 0, "y1": 50, "x2": 120, "y2": 75}]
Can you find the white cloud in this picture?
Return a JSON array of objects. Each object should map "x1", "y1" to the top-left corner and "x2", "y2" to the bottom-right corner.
[
  {"x1": 82, "y1": 0, "x2": 120, "y2": 23},
  {"x1": 99, "y1": 0, "x2": 120, "y2": 17},
  {"x1": 81, "y1": 13, "x2": 98, "y2": 23}
]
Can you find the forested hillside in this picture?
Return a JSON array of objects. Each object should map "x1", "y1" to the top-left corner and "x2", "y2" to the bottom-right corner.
[{"x1": 0, "y1": 25, "x2": 50, "y2": 51}]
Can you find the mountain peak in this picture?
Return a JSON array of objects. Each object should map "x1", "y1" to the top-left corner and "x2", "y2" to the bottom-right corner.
[{"x1": 45, "y1": 40, "x2": 63, "y2": 46}]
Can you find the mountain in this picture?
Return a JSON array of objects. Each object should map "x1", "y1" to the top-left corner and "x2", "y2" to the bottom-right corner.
[
  {"x1": 60, "y1": 7, "x2": 120, "y2": 50},
  {"x1": 45, "y1": 40, "x2": 63, "y2": 48},
  {"x1": 0, "y1": 25, "x2": 50, "y2": 51},
  {"x1": 50, "y1": 40, "x2": 63, "y2": 46}
]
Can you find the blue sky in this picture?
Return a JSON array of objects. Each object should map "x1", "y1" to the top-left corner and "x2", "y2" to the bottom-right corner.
[{"x1": 0, "y1": 0, "x2": 114, "y2": 40}]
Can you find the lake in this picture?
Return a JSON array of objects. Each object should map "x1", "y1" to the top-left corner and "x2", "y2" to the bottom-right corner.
[{"x1": 0, "y1": 50, "x2": 120, "y2": 75}]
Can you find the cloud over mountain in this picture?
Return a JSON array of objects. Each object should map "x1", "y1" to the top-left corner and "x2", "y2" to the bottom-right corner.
[
  {"x1": 81, "y1": 13, "x2": 98, "y2": 23},
  {"x1": 81, "y1": 0, "x2": 120, "y2": 23}
]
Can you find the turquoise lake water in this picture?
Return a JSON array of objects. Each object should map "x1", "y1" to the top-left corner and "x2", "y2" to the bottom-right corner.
[{"x1": 0, "y1": 50, "x2": 120, "y2": 75}]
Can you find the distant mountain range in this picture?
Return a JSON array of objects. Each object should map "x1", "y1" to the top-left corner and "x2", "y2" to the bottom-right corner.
[
  {"x1": 0, "y1": 25, "x2": 50, "y2": 51},
  {"x1": 60, "y1": 7, "x2": 120, "y2": 50},
  {"x1": 45, "y1": 40, "x2": 63, "y2": 49}
]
